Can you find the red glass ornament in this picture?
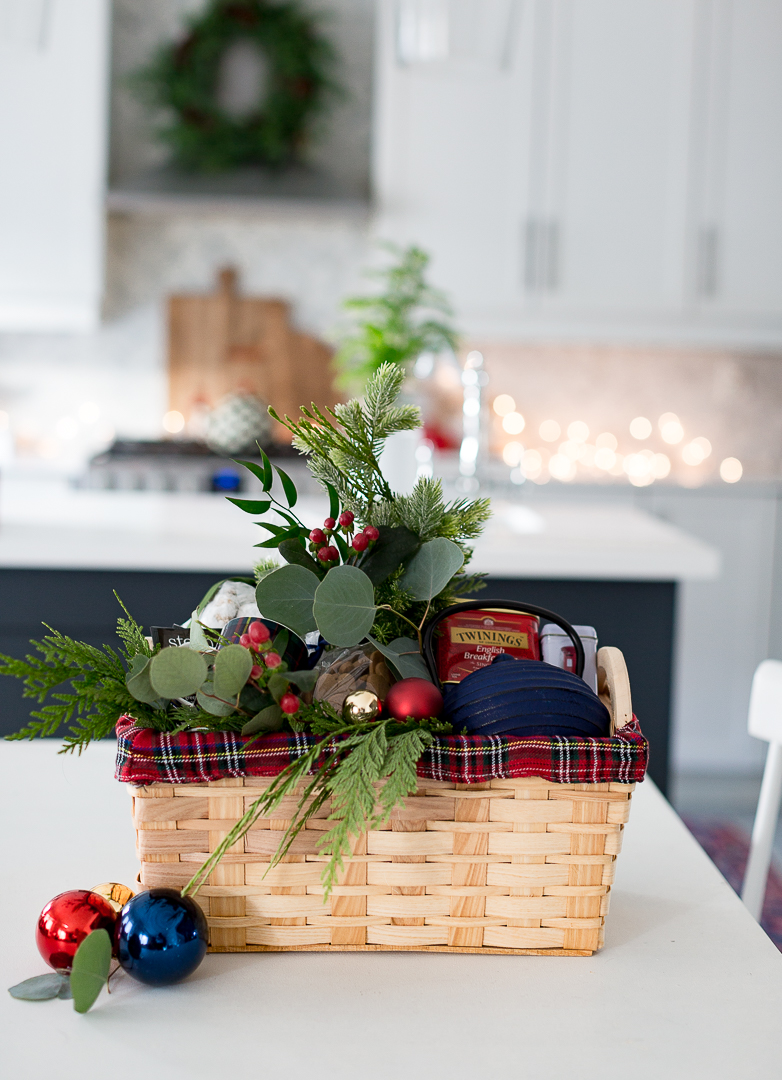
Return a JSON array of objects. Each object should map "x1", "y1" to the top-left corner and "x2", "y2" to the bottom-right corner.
[
  {"x1": 385, "y1": 678, "x2": 444, "y2": 722},
  {"x1": 364, "y1": 525, "x2": 379, "y2": 542},
  {"x1": 36, "y1": 890, "x2": 116, "y2": 972}
]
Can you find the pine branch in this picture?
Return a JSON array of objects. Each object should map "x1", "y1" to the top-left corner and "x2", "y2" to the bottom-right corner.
[{"x1": 181, "y1": 718, "x2": 439, "y2": 901}]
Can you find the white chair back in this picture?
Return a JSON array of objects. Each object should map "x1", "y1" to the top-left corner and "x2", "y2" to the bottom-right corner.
[
  {"x1": 748, "y1": 659, "x2": 782, "y2": 743},
  {"x1": 741, "y1": 659, "x2": 782, "y2": 921}
]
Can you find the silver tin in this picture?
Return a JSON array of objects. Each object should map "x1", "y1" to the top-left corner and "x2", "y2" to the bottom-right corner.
[{"x1": 540, "y1": 624, "x2": 598, "y2": 693}]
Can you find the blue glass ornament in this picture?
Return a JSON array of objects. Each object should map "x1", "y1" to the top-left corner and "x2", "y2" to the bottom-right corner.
[{"x1": 116, "y1": 888, "x2": 208, "y2": 986}]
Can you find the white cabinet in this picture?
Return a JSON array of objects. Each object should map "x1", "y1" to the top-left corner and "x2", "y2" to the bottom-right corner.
[
  {"x1": 373, "y1": 0, "x2": 782, "y2": 346},
  {"x1": 717, "y1": 1, "x2": 782, "y2": 319},
  {"x1": 0, "y1": 0, "x2": 109, "y2": 330},
  {"x1": 373, "y1": 0, "x2": 534, "y2": 315}
]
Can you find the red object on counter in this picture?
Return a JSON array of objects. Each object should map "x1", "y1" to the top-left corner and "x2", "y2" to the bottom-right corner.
[
  {"x1": 36, "y1": 890, "x2": 116, "y2": 971},
  {"x1": 435, "y1": 607, "x2": 540, "y2": 684}
]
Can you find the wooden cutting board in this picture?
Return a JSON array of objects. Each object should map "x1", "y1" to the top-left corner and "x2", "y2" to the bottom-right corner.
[{"x1": 168, "y1": 268, "x2": 338, "y2": 439}]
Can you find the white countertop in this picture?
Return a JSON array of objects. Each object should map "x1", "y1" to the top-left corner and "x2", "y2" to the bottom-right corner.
[
  {"x1": 0, "y1": 479, "x2": 719, "y2": 580},
  {"x1": 1, "y1": 740, "x2": 779, "y2": 1079}
]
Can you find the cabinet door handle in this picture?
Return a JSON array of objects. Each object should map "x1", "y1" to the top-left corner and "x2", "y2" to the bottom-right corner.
[{"x1": 523, "y1": 217, "x2": 559, "y2": 292}]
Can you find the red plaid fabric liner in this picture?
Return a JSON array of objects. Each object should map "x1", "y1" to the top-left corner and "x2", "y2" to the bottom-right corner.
[{"x1": 115, "y1": 714, "x2": 648, "y2": 787}]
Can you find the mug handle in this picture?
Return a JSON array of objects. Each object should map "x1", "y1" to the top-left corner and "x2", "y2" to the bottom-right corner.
[{"x1": 422, "y1": 600, "x2": 586, "y2": 682}]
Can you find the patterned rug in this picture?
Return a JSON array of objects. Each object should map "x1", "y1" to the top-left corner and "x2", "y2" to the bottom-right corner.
[{"x1": 683, "y1": 817, "x2": 782, "y2": 952}]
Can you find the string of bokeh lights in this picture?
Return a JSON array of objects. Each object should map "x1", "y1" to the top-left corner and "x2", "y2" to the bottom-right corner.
[{"x1": 491, "y1": 395, "x2": 743, "y2": 486}]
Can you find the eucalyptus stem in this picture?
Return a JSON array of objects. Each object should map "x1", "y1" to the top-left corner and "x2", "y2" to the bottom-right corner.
[{"x1": 377, "y1": 605, "x2": 423, "y2": 651}]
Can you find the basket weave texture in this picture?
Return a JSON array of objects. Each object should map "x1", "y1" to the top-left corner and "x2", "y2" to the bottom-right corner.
[{"x1": 131, "y1": 774, "x2": 634, "y2": 956}]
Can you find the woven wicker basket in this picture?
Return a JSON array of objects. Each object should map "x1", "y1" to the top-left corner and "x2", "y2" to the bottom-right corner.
[
  {"x1": 128, "y1": 645, "x2": 637, "y2": 956},
  {"x1": 130, "y1": 775, "x2": 634, "y2": 957}
]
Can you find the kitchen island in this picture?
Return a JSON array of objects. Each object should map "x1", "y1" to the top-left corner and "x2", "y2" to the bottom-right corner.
[{"x1": 0, "y1": 478, "x2": 719, "y2": 792}]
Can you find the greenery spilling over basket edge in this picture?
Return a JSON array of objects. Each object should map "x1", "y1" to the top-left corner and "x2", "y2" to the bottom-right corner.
[{"x1": 0, "y1": 365, "x2": 490, "y2": 898}]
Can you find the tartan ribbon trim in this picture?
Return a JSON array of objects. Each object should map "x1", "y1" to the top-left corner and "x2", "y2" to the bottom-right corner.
[{"x1": 115, "y1": 714, "x2": 648, "y2": 786}]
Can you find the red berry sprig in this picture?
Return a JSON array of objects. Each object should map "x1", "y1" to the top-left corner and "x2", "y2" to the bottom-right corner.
[
  {"x1": 279, "y1": 693, "x2": 300, "y2": 715},
  {"x1": 348, "y1": 523, "x2": 380, "y2": 556}
]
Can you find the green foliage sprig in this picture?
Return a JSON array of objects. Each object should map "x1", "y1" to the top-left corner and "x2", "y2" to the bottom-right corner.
[
  {"x1": 183, "y1": 710, "x2": 451, "y2": 901},
  {"x1": 270, "y1": 362, "x2": 420, "y2": 513},
  {"x1": 335, "y1": 245, "x2": 458, "y2": 389},
  {"x1": 0, "y1": 596, "x2": 165, "y2": 754},
  {"x1": 268, "y1": 363, "x2": 491, "y2": 556},
  {"x1": 134, "y1": 0, "x2": 340, "y2": 172}
]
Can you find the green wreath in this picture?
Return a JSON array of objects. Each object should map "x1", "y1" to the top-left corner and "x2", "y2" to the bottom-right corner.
[{"x1": 137, "y1": 0, "x2": 339, "y2": 172}]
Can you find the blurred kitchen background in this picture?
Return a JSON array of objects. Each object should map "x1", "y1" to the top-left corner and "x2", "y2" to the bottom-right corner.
[{"x1": 1, "y1": 0, "x2": 782, "y2": 859}]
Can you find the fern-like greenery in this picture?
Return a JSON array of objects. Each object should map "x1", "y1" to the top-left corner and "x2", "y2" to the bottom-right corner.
[
  {"x1": 182, "y1": 712, "x2": 444, "y2": 901},
  {"x1": 334, "y1": 244, "x2": 458, "y2": 390},
  {"x1": 271, "y1": 362, "x2": 420, "y2": 513},
  {"x1": 271, "y1": 363, "x2": 491, "y2": 557},
  {"x1": 0, "y1": 595, "x2": 165, "y2": 754}
]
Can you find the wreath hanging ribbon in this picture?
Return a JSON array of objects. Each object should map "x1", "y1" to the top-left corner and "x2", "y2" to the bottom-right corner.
[{"x1": 135, "y1": 0, "x2": 340, "y2": 172}]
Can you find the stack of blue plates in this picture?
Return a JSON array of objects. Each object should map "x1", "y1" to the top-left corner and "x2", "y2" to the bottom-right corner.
[{"x1": 443, "y1": 653, "x2": 611, "y2": 738}]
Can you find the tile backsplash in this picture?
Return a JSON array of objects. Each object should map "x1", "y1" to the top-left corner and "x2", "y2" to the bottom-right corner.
[{"x1": 476, "y1": 341, "x2": 782, "y2": 485}]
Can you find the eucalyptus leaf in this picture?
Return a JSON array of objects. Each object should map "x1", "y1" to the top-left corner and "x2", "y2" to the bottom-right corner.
[
  {"x1": 398, "y1": 537, "x2": 464, "y2": 601},
  {"x1": 278, "y1": 539, "x2": 322, "y2": 576},
  {"x1": 126, "y1": 656, "x2": 162, "y2": 705},
  {"x1": 366, "y1": 635, "x2": 433, "y2": 683},
  {"x1": 196, "y1": 682, "x2": 238, "y2": 716},
  {"x1": 359, "y1": 525, "x2": 420, "y2": 586},
  {"x1": 242, "y1": 703, "x2": 284, "y2": 735},
  {"x1": 58, "y1": 979, "x2": 73, "y2": 1000},
  {"x1": 271, "y1": 627, "x2": 289, "y2": 655},
  {"x1": 70, "y1": 929, "x2": 111, "y2": 1014},
  {"x1": 313, "y1": 565, "x2": 376, "y2": 647},
  {"x1": 149, "y1": 647, "x2": 208, "y2": 699},
  {"x1": 255, "y1": 564, "x2": 319, "y2": 638},
  {"x1": 213, "y1": 644, "x2": 253, "y2": 700},
  {"x1": 285, "y1": 669, "x2": 319, "y2": 694},
  {"x1": 8, "y1": 972, "x2": 68, "y2": 1001},
  {"x1": 273, "y1": 464, "x2": 298, "y2": 508}
]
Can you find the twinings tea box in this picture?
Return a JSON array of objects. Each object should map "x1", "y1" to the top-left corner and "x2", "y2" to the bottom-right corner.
[
  {"x1": 540, "y1": 624, "x2": 598, "y2": 693},
  {"x1": 436, "y1": 608, "x2": 540, "y2": 683}
]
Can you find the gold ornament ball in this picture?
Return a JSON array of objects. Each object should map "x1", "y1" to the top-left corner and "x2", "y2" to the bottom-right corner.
[
  {"x1": 91, "y1": 881, "x2": 136, "y2": 913},
  {"x1": 342, "y1": 689, "x2": 381, "y2": 722}
]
